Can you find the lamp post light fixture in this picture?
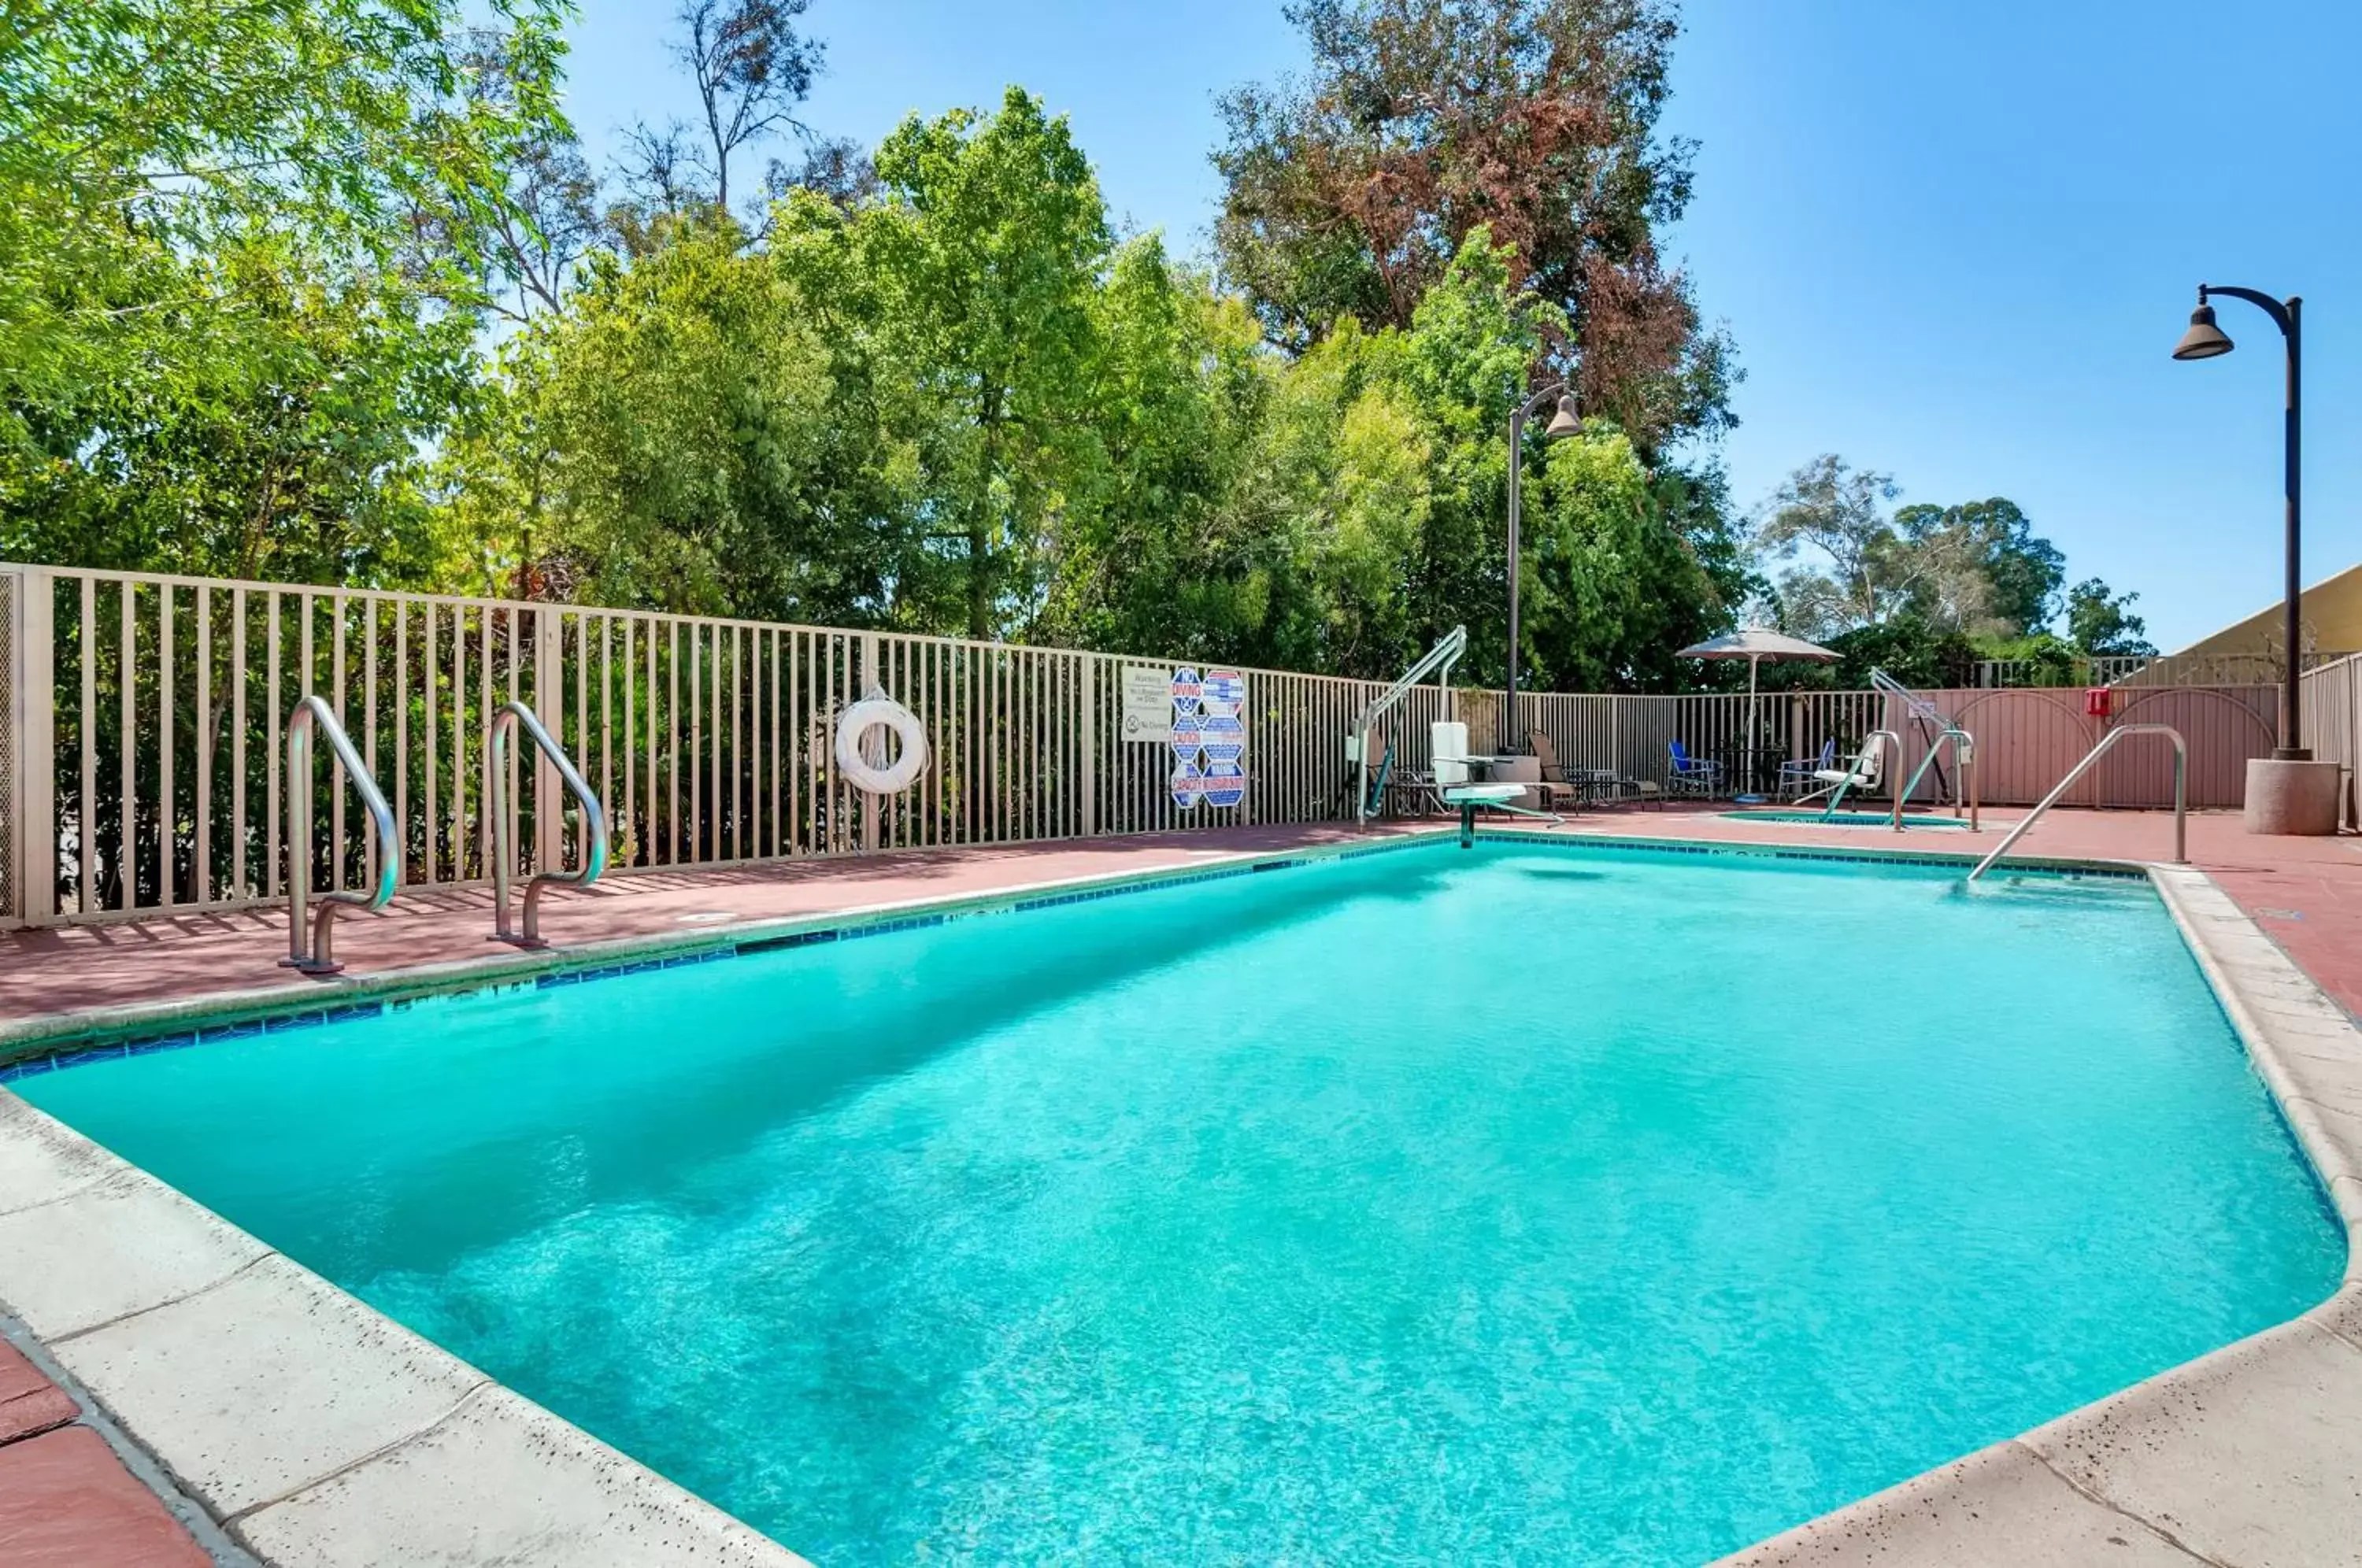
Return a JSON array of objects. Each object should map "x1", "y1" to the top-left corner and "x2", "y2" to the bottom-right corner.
[
  {"x1": 2171, "y1": 283, "x2": 2305, "y2": 759},
  {"x1": 1504, "y1": 383, "x2": 1583, "y2": 746}
]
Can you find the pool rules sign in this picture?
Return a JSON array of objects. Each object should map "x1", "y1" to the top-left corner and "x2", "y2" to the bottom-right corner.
[{"x1": 1147, "y1": 665, "x2": 1247, "y2": 812}]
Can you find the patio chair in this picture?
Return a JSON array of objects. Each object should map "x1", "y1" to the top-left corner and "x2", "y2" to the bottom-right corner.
[
  {"x1": 1430, "y1": 720, "x2": 1552, "y2": 846},
  {"x1": 1776, "y1": 739, "x2": 1838, "y2": 800},
  {"x1": 1666, "y1": 739, "x2": 1725, "y2": 797},
  {"x1": 1524, "y1": 730, "x2": 1590, "y2": 813}
]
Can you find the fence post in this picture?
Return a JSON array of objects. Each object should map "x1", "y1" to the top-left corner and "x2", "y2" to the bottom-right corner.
[
  {"x1": 1079, "y1": 655, "x2": 1098, "y2": 837},
  {"x1": 9, "y1": 568, "x2": 55, "y2": 926},
  {"x1": 532, "y1": 607, "x2": 561, "y2": 875},
  {"x1": 860, "y1": 633, "x2": 879, "y2": 854}
]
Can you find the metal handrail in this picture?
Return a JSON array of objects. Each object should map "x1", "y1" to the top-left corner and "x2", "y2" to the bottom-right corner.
[
  {"x1": 483, "y1": 700, "x2": 609, "y2": 948},
  {"x1": 282, "y1": 695, "x2": 399, "y2": 975},
  {"x1": 1354, "y1": 625, "x2": 1468, "y2": 823},
  {"x1": 1967, "y1": 723, "x2": 2186, "y2": 883},
  {"x1": 1816, "y1": 729, "x2": 1902, "y2": 823},
  {"x1": 1896, "y1": 726, "x2": 1980, "y2": 831}
]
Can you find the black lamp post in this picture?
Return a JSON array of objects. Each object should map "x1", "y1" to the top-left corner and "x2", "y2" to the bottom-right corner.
[
  {"x1": 2172, "y1": 284, "x2": 2307, "y2": 758},
  {"x1": 1505, "y1": 383, "x2": 1583, "y2": 747}
]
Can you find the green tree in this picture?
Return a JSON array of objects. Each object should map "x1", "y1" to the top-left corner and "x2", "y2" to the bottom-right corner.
[
  {"x1": 0, "y1": 0, "x2": 571, "y2": 581},
  {"x1": 612, "y1": 0, "x2": 826, "y2": 237},
  {"x1": 775, "y1": 88, "x2": 1111, "y2": 637},
  {"x1": 1753, "y1": 455, "x2": 1904, "y2": 635},
  {"x1": 1034, "y1": 239, "x2": 1280, "y2": 658},
  {"x1": 443, "y1": 212, "x2": 923, "y2": 620},
  {"x1": 1890, "y1": 497, "x2": 2064, "y2": 635},
  {"x1": 2065, "y1": 578, "x2": 2156, "y2": 656},
  {"x1": 1758, "y1": 460, "x2": 2068, "y2": 643},
  {"x1": 1520, "y1": 421, "x2": 1715, "y2": 691},
  {"x1": 6, "y1": 237, "x2": 476, "y2": 585}
]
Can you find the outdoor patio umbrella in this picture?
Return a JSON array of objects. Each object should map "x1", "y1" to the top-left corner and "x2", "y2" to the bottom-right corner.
[{"x1": 1675, "y1": 627, "x2": 1841, "y2": 756}]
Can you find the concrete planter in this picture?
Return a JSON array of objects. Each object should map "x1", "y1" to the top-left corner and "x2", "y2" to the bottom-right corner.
[{"x1": 2245, "y1": 756, "x2": 2342, "y2": 835}]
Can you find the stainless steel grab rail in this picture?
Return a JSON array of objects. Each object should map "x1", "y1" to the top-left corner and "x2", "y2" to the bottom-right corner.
[
  {"x1": 1895, "y1": 726, "x2": 1979, "y2": 831},
  {"x1": 1967, "y1": 723, "x2": 2186, "y2": 883},
  {"x1": 282, "y1": 695, "x2": 399, "y2": 975},
  {"x1": 483, "y1": 700, "x2": 608, "y2": 948}
]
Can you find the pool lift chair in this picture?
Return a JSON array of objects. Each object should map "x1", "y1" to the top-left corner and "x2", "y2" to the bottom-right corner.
[
  {"x1": 1352, "y1": 625, "x2": 1467, "y2": 825},
  {"x1": 1791, "y1": 730, "x2": 1901, "y2": 819},
  {"x1": 1430, "y1": 719, "x2": 1560, "y2": 847}
]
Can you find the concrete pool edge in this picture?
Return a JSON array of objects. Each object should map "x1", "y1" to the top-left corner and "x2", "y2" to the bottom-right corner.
[
  {"x1": 0, "y1": 1091, "x2": 813, "y2": 1566},
  {"x1": 0, "y1": 832, "x2": 2353, "y2": 1564},
  {"x1": 1716, "y1": 864, "x2": 2362, "y2": 1566}
]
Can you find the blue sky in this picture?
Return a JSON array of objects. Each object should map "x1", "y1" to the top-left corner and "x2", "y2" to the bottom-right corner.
[{"x1": 559, "y1": 0, "x2": 2361, "y2": 650}]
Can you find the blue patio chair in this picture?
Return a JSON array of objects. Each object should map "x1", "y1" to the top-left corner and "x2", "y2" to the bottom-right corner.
[
  {"x1": 1777, "y1": 739, "x2": 1837, "y2": 798},
  {"x1": 1666, "y1": 739, "x2": 1725, "y2": 797}
]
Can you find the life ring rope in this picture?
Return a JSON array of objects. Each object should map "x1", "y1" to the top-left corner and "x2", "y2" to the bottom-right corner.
[{"x1": 835, "y1": 687, "x2": 928, "y2": 795}]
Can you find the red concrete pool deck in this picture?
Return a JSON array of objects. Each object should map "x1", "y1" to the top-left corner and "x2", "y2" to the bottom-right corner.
[
  {"x1": 0, "y1": 1338, "x2": 210, "y2": 1567},
  {"x1": 2, "y1": 807, "x2": 2358, "y2": 1039}
]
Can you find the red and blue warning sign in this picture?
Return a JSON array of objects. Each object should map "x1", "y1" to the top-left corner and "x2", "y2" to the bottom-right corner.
[
  {"x1": 1201, "y1": 668, "x2": 1246, "y2": 717},
  {"x1": 1203, "y1": 760, "x2": 1246, "y2": 808},
  {"x1": 1171, "y1": 760, "x2": 1207, "y2": 810},
  {"x1": 1169, "y1": 667, "x2": 1204, "y2": 715},
  {"x1": 1200, "y1": 712, "x2": 1245, "y2": 764}
]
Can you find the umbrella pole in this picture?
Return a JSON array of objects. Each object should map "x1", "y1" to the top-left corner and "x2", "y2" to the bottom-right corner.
[{"x1": 1748, "y1": 656, "x2": 1760, "y2": 749}]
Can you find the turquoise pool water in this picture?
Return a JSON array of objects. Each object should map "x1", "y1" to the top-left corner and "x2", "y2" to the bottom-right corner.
[{"x1": 18, "y1": 842, "x2": 2342, "y2": 1565}]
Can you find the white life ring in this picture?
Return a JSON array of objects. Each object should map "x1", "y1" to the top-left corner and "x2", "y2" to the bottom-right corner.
[{"x1": 835, "y1": 692, "x2": 928, "y2": 794}]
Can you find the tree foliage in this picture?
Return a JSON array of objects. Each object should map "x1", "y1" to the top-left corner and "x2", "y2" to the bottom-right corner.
[
  {"x1": 0, "y1": 0, "x2": 572, "y2": 584},
  {"x1": 1753, "y1": 454, "x2": 2149, "y2": 685},
  {"x1": 440, "y1": 211, "x2": 920, "y2": 619},
  {"x1": 1212, "y1": 0, "x2": 1735, "y2": 455},
  {"x1": 6, "y1": 0, "x2": 2151, "y2": 708},
  {"x1": 2065, "y1": 578, "x2": 2156, "y2": 657}
]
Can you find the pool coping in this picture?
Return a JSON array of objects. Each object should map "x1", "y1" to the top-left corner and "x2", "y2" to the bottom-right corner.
[
  {"x1": 1, "y1": 828, "x2": 2355, "y2": 1565},
  {"x1": 0, "y1": 830, "x2": 1464, "y2": 1067}
]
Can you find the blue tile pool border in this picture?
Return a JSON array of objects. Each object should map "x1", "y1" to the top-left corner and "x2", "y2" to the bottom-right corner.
[{"x1": 0, "y1": 824, "x2": 2154, "y2": 1078}]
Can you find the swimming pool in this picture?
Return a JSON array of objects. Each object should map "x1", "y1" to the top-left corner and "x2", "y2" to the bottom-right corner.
[{"x1": 16, "y1": 839, "x2": 2342, "y2": 1565}]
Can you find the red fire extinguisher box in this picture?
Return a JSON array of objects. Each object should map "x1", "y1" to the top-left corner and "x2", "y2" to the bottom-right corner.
[{"x1": 2085, "y1": 686, "x2": 2113, "y2": 717}]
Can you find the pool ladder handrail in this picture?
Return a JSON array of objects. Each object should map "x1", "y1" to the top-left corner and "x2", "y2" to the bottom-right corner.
[
  {"x1": 1353, "y1": 625, "x2": 1468, "y2": 823},
  {"x1": 1818, "y1": 729, "x2": 1903, "y2": 824},
  {"x1": 282, "y1": 695, "x2": 400, "y2": 976},
  {"x1": 1894, "y1": 726, "x2": 1980, "y2": 832},
  {"x1": 1967, "y1": 723, "x2": 2186, "y2": 883},
  {"x1": 483, "y1": 699, "x2": 609, "y2": 948}
]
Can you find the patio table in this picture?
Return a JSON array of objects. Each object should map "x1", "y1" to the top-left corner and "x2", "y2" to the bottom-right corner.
[{"x1": 1720, "y1": 743, "x2": 1787, "y2": 800}]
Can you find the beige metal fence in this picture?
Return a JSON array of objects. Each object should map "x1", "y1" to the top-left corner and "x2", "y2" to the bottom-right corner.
[
  {"x1": 2301, "y1": 653, "x2": 2362, "y2": 831},
  {"x1": 0, "y1": 564, "x2": 1464, "y2": 927},
  {"x1": 0, "y1": 562, "x2": 2287, "y2": 929}
]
